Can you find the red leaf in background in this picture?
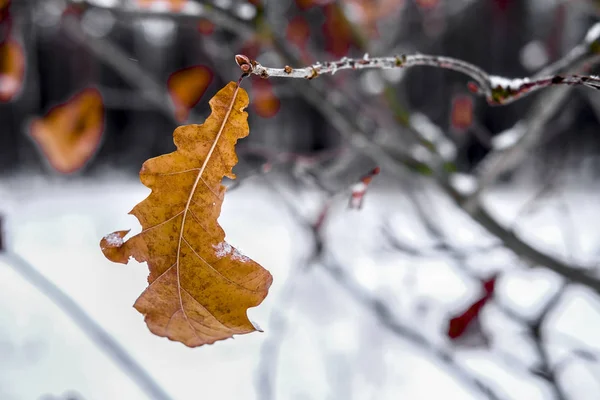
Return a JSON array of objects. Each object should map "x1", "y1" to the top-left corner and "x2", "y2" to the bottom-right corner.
[
  {"x1": 415, "y1": 0, "x2": 439, "y2": 10},
  {"x1": 167, "y1": 65, "x2": 213, "y2": 123},
  {"x1": 0, "y1": 38, "x2": 25, "y2": 102},
  {"x1": 450, "y1": 94, "x2": 474, "y2": 132},
  {"x1": 493, "y1": 0, "x2": 511, "y2": 12},
  {"x1": 322, "y1": 4, "x2": 353, "y2": 58},
  {"x1": 251, "y1": 78, "x2": 280, "y2": 118},
  {"x1": 447, "y1": 275, "x2": 497, "y2": 340},
  {"x1": 197, "y1": 18, "x2": 215, "y2": 35},
  {"x1": 239, "y1": 38, "x2": 262, "y2": 61},
  {"x1": 30, "y1": 88, "x2": 104, "y2": 174},
  {"x1": 342, "y1": 0, "x2": 404, "y2": 38},
  {"x1": 348, "y1": 167, "x2": 380, "y2": 209},
  {"x1": 286, "y1": 15, "x2": 311, "y2": 55}
]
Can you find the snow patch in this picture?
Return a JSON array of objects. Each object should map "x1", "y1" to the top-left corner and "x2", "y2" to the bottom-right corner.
[
  {"x1": 449, "y1": 173, "x2": 478, "y2": 196},
  {"x1": 585, "y1": 23, "x2": 600, "y2": 44},
  {"x1": 489, "y1": 76, "x2": 530, "y2": 91},
  {"x1": 492, "y1": 123, "x2": 526, "y2": 150},
  {"x1": 213, "y1": 242, "x2": 232, "y2": 257},
  {"x1": 213, "y1": 242, "x2": 250, "y2": 262},
  {"x1": 103, "y1": 232, "x2": 124, "y2": 247},
  {"x1": 232, "y1": 248, "x2": 250, "y2": 263}
]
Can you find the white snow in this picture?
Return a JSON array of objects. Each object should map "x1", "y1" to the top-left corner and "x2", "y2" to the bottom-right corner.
[
  {"x1": 231, "y1": 248, "x2": 250, "y2": 263},
  {"x1": 449, "y1": 173, "x2": 478, "y2": 196},
  {"x1": 1, "y1": 174, "x2": 600, "y2": 400},
  {"x1": 491, "y1": 123, "x2": 526, "y2": 150},
  {"x1": 213, "y1": 241, "x2": 233, "y2": 258},
  {"x1": 102, "y1": 232, "x2": 124, "y2": 247},
  {"x1": 585, "y1": 23, "x2": 600, "y2": 45},
  {"x1": 489, "y1": 76, "x2": 530, "y2": 91}
]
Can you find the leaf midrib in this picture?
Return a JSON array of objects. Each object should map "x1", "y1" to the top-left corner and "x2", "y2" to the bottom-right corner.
[{"x1": 174, "y1": 84, "x2": 242, "y2": 337}]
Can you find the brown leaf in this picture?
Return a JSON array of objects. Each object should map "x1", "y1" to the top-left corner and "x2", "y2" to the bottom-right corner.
[
  {"x1": 100, "y1": 82, "x2": 273, "y2": 347},
  {"x1": 29, "y1": 88, "x2": 104, "y2": 174},
  {"x1": 0, "y1": 38, "x2": 25, "y2": 102}
]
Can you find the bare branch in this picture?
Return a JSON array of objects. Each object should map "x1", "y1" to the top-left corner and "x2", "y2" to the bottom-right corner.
[{"x1": 235, "y1": 51, "x2": 600, "y2": 106}]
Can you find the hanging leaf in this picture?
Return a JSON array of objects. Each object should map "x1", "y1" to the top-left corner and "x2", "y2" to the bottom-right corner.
[
  {"x1": 0, "y1": 38, "x2": 24, "y2": 102},
  {"x1": 29, "y1": 88, "x2": 104, "y2": 174},
  {"x1": 168, "y1": 65, "x2": 213, "y2": 123},
  {"x1": 100, "y1": 82, "x2": 273, "y2": 347}
]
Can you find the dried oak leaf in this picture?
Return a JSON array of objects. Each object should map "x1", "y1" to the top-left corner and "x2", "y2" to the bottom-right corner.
[
  {"x1": 30, "y1": 88, "x2": 104, "y2": 174},
  {"x1": 100, "y1": 82, "x2": 273, "y2": 347}
]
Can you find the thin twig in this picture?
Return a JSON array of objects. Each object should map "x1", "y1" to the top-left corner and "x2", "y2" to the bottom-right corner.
[
  {"x1": 236, "y1": 51, "x2": 600, "y2": 106},
  {"x1": 0, "y1": 252, "x2": 172, "y2": 400},
  {"x1": 497, "y1": 285, "x2": 569, "y2": 400}
]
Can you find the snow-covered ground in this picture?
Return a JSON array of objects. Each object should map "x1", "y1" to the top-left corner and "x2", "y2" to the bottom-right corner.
[{"x1": 1, "y1": 173, "x2": 599, "y2": 400}]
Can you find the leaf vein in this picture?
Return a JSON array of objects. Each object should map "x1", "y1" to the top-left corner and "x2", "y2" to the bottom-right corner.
[{"x1": 181, "y1": 236, "x2": 261, "y2": 294}]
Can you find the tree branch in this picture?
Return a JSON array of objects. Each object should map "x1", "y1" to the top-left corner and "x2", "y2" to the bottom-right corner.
[{"x1": 236, "y1": 49, "x2": 600, "y2": 106}]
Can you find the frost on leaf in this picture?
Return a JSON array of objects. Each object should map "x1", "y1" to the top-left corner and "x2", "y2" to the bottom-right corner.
[{"x1": 99, "y1": 82, "x2": 273, "y2": 347}]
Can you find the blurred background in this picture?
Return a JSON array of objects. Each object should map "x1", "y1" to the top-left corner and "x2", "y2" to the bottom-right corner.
[{"x1": 2, "y1": 0, "x2": 600, "y2": 399}]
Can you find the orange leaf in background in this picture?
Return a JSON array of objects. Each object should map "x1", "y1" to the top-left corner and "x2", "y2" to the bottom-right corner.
[
  {"x1": 100, "y1": 82, "x2": 273, "y2": 347},
  {"x1": 0, "y1": 39, "x2": 25, "y2": 102},
  {"x1": 251, "y1": 79, "x2": 280, "y2": 118},
  {"x1": 30, "y1": 88, "x2": 104, "y2": 174},
  {"x1": 168, "y1": 65, "x2": 213, "y2": 123},
  {"x1": 138, "y1": 0, "x2": 186, "y2": 11}
]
